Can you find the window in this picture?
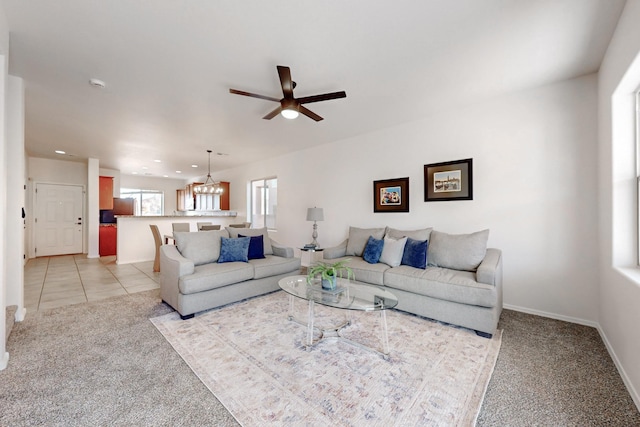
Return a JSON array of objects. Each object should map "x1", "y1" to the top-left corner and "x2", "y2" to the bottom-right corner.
[
  {"x1": 120, "y1": 188, "x2": 164, "y2": 216},
  {"x1": 250, "y1": 178, "x2": 277, "y2": 229}
]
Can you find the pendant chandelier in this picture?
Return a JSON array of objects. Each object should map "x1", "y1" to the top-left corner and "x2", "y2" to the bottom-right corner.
[{"x1": 194, "y1": 150, "x2": 224, "y2": 195}]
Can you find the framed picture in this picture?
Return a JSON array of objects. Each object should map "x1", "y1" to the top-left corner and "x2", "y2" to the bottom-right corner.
[
  {"x1": 373, "y1": 177, "x2": 409, "y2": 212},
  {"x1": 424, "y1": 158, "x2": 473, "y2": 202}
]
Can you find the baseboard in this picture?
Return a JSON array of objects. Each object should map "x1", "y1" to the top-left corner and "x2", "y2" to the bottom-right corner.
[
  {"x1": 502, "y1": 304, "x2": 599, "y2": 328},
  {"x1": 596, "y1": 324, "x2": 640, "y2": 412},
  {"x1": 504, "y1": 303, "x2": 640, "y2": 412},
  {"x1": 0, "y1": 351, "x2": 8, "y2": 371}
]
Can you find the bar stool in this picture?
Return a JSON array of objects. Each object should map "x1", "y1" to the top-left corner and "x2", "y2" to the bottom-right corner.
[
  {"x1": 197, "y1": 222, "x2": 212, "y2": 231},
  {"x1": 149, "y1": 224, "x2": 162, "y2": 272},
  {"x1": 200, "y1": 224, "x2": 221, "y2": 231},
  {"x1": 172, "y1": 223, "x2": 190, "y2": 232}
]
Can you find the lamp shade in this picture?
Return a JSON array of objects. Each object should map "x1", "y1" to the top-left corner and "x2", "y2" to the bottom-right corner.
[{"x1": 306, "y1": 207, "x2": 324, "y2": 222}]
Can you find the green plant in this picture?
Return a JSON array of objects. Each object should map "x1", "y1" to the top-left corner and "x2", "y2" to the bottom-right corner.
[{"x1": 306, "y1": 259, "x2": 354, "y2": 284}]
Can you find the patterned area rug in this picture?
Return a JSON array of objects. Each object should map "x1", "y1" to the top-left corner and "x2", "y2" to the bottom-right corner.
[{"x1": 151, "y1": 291, "x2": 502, "y2": 426}]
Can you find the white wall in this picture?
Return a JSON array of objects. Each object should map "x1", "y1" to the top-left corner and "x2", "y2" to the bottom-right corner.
[
  {"x1": 5, "y1": 75, "x2": 25, "y2": 319},
  {"x1": 217, "y1": 74, "x2": 599, "y2": 325},
  {"x1": 597, "y1": 0, "x2": 640, "y2": 410}
]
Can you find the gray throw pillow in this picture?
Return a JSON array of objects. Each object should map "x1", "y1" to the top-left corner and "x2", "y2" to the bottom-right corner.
[
  {"x1": 174, "y1": 229, "x2": 230, "y2": 266},
  {"x1": 428, "y1": 229, "x2": 489, "y2": 271},
  {"x1": 226, "y1": 226, "x2": 273, "y2": 255},
  {"x1": 379, "y1": 236, "x2": 407, "y2": 267},
  {"x1": 385, "y1": 227, "x2": 432, "y2": 241},
  {"x1": 345, "y1": 226, "x2": 386, "y2": 257}
]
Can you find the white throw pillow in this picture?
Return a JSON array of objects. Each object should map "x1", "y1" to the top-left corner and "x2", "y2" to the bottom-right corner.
[{"x1": 379, "y1": 236, "x2": 407, "y2": 267}]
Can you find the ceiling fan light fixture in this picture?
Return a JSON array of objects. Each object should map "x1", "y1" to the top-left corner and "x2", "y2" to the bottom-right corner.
[
  {"x1": 281, "y1": 108, "x2": 299, "y2": 120},
  {"x1": 194, "y1": 150, "x2": 224, "y2": 195}
]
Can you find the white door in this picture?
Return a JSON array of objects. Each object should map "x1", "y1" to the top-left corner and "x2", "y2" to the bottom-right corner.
[{"x1": 35, "y1": 183, "x2": 84, "y2": 257}]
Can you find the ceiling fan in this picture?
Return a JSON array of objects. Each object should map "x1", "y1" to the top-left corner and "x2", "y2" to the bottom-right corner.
[{"x1": 229, "y1": 65, "x2": 346, "y2": 122}]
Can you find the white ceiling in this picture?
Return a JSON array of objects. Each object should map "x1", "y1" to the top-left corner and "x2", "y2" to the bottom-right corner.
[{"x1": 1, "y1": 0, "x2": 625, "y2": 180}]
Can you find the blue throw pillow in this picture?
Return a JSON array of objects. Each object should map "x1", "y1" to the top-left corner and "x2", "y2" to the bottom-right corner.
[
  {"x1": 401, "y1": 238, "x2": 428, "y2": 269},
  {"x1": 218, "y1": 237, "x2": 251, "y2": 263},
  {"x1": 363, "y1": 236, "x2": 384, "y2": 264},
  {"x1": 239, "y1": 234, "x2": 265, "y2": 260}
]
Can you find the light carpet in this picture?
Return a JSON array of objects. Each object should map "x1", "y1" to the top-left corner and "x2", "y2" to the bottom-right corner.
[{"x1": 151, "y1": 291, "x2": 502, "y2": 426}]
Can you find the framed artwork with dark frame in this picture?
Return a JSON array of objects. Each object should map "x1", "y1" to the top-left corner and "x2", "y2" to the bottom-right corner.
[
  {"x1": 373, "y1": 177, "x2": 409, "y2": 213},
  {"x1": 424, "y1": 158, "x2": 473, "y2": 202}
]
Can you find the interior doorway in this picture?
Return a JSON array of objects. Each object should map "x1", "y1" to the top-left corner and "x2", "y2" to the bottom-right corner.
[{"x1": 34, "y1": 183, "x2": 84, "y2": 257}]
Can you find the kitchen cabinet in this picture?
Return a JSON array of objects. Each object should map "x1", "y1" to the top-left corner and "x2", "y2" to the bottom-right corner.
[
  {"x1": 176, "y1": 189, "x2": 187, "y2": 211},
  {"x1": 219, "y1": 182, "x2": 230, "y2": 210},
  {"x1": 99, "y1": 176, "x2": 114, "y2": 209},
  {"x1": 113, "y1": 198, "x2": 135, "y2": 215},
  {"x1": 99, "y1": 225, "x2": 117, "y2": 256}
]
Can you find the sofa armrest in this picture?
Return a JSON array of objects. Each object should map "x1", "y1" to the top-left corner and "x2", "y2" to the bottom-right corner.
[
  {"x1": 159, "y1": 245, "x2": 195, "y2": 308},
  {"x1": 476, "y1": 248, "x2": 502, "y2": 286},
  {"x1": 322, "y1": 240, "x2": 348, "y2": 259},
  {"x1": 271, "y1": 240, "x2": 294, "y2": 258}
]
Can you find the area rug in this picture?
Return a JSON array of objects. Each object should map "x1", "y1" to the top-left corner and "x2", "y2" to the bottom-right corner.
[{"x1": 151, "y1": 291, "x2": 502, "y2": 426}]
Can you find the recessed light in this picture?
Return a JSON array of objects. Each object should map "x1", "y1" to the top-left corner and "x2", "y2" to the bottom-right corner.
[
  {"x1": 163, "y1": 175, "x2": 168, "y2": 178},
  {"x1": 89, "y1": 78, "x2": 106, "y2": 88},
  {"x1": 154, "y1": 159, "x2": 162, "y2": 163},
  {"x1": 141, "y1": 166, "x2": 148, "y2": 170},
  {"x1": 176, "y1": 170, "x2": 182, "y2": 174},
  {"x1": 55, "y1": 150, "x2": 66, "y2": 154},
  {"x1": 191, "y1": 164, "x2": 198, "y2": 168},
  {"x1": 132, "y1": 171, "x2": 138, "y2": 175}
]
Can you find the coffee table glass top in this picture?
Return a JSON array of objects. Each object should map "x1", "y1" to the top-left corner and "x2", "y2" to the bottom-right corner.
[{"x1": 278, "y1": 275, "x2": 398, "y2": 311}]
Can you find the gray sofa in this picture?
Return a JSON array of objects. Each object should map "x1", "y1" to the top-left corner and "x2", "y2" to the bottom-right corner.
[
  {"x1": 160, "y1": 227, "x2": 301, "y2": 319},
  {"x1": 322, "y1": 226, "x2": 502, "y2": 337}
]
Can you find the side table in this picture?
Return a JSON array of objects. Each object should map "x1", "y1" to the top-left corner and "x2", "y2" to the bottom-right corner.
[{"x1": 299, "y1": 247, "x2": 324, "y2": 268}]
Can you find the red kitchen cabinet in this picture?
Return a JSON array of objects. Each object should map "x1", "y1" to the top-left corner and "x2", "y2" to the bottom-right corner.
[{"x1": 99, "y1": 225, "x2": 117, "y2": 256}]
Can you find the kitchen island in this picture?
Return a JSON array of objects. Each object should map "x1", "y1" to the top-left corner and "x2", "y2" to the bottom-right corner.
[{"x1": 116, "y1": 212, "x2": 239, "y2": 264}]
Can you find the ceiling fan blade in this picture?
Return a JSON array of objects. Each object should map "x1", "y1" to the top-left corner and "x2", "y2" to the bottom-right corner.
[
  {"x1": 297, "y1": 91, "x2": 347, "y2": 104},
  {"x1": 277, "y1": 66, "x2": 294, "y2": 99},
  {"x1": 229, "y1": 89, "x2": 280, "y2": 103},
  {"x1": 299, "y1": 105, "x2": 324, "y2": 122},
  {"x1": 262, "y1": 106, "x2": 282, "y2": 120}
]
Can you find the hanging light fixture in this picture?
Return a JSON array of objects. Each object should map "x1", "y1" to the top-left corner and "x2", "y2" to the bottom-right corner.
[{"x1": 194, "y1": 150, "x2": 224, "y2": 195}]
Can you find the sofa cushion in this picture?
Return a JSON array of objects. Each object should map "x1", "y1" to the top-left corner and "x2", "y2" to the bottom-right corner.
[
  {"x1": 250, "y1": 255, "x2": 302, "y2": 279},
  {"x1": 218, "y1": 237, "x2": 250, "y2": 263},
  {"x1": 239, "y1": 234, "x2": 265, "y2": 260},
  {"x1": 363, "y1": 236, "x2": 384, "y2": 264},
  {"x1": 384, "y1": 265, "x2": 496, "y2": 308},
  {"x1": 179, "y1": 262, "x2": 254, "y2": 295},
  {"x1": 329, "y1": 256, "x2": 389, "y2": 286},
  {"x1": 428, "y1": 229, "x2": 489, "y2": 271},
  {"x1": 227, "y1": 227, "x2": 273, "y2": 255},
  {"x1": 346, "y1": 227, "x2": 386, "y2": 256},
  {"x1": 379, "y1": 236, "x2": 407, "y2": 267},
  {"x1": 385, "y1": 227, "x2": 432, "y2": 241},
  {"x1": 173, "y1": 229, "x2": 229, "y2": 266},
  {"x1": 401, "y1": 238, "x2": 428, "y2": 269}
]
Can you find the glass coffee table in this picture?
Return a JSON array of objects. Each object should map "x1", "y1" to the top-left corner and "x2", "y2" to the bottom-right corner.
[{"x1": 278, "y1": 275, "x2": 398, "y2": 359}]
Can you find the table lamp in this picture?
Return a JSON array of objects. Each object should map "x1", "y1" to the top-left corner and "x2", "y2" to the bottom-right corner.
[{"x1": 306, "y1": 207, "x2": 324, "y2": 248}]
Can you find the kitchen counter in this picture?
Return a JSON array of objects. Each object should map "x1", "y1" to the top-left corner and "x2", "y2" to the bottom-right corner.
[
  {"x1": 116, "y1": 211, "x2": 237, "y2": 219},
  {"x1": 115, "y1": 214, "x2": 243, "y2": 264}
]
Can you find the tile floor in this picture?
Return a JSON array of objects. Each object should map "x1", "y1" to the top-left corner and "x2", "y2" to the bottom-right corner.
[{"x1": 24, "y1": 254, "x2": 160, "y2": 313}]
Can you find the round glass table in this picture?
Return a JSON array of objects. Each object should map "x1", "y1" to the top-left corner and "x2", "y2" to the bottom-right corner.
[{"x1": 278, "y1": 275, "x2": 398, "y2": 359}]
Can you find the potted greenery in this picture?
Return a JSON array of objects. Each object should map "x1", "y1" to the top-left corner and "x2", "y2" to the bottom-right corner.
[{"x1": 307, "y1": 259, "x2": 354, "y2": 290}]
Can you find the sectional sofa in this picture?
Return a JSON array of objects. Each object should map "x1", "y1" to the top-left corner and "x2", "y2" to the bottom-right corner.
[
  {"x1": 322, "y1": 226, "x2": 503, "y2": 336},
  {"x1": 159, "y1": 227, "x2": 301, "y2": 319}
]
